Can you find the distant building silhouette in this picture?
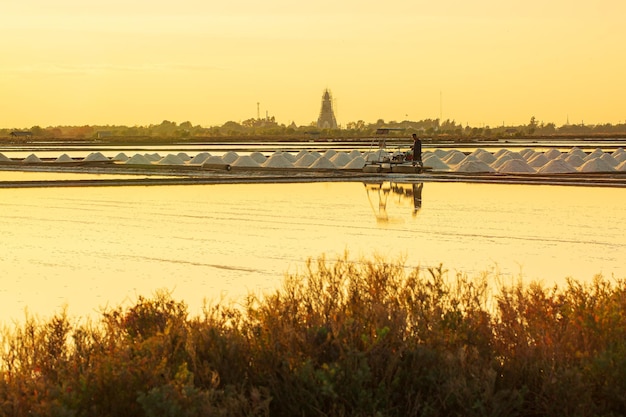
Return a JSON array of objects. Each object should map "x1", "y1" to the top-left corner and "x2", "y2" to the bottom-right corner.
[{"x1": 317, "y1": 89, "x2": 338, "y2": 129}]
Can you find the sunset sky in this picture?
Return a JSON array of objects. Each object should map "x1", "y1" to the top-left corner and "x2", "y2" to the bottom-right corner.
[{"x1": 1, "y1": 0, "x2": 625, "y2": 128}]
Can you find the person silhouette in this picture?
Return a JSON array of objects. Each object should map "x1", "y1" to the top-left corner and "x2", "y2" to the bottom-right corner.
[{"x1": 412, "y1": 133, "x2": 422, "y2": 167}]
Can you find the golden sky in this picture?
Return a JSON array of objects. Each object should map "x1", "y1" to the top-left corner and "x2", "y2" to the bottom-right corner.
[{"x1": 1, "y1": 0, "x2": 625, "y2": 128}]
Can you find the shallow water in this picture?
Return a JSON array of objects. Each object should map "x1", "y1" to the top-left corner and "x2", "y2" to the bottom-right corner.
[{"x1": 0, "y1": 181, "x2": 624, "y2": 324}]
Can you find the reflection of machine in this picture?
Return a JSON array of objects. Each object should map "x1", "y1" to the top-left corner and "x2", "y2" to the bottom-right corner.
[{"x1": 364, "y1": 181, "x2": 423, "y2": 223}]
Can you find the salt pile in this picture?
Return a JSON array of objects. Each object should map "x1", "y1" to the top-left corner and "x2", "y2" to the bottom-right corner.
[
  {"x1": 330, "y1": 152, "x2": 351, "y2": 167},
  {"x1": 157, "y1": 154, "x2": 186, "y2": 165},
  {"x1": 188, "y1": 152, "x2": 211, "y2": 164},
  {"x1": 544, "y1": 148, "x2": 562, "y2": 159},
  {"x1": 453, "y1": 160, "x2": 495, "y2": 173},
  {"x1": 309, "y1": 156, "x2": 336, "y2": 169},
  {"x1": 343, "y1": 156, "x2": 366, "y2": 169},
  {"x1": 491, "y1": 154, "x2": 513, "y2": 170},
  {"x1": 203, "y1": 155, "x2": 226, "y2": 165},
  {"x1": 222, "y1": 151, "x2": 239, "y2": 164},
  {"x1": 294, "y1": 153, "x2": 318, "y2": 168},
  {"x1": 55, "y1": 154, "x2": 74, "y2": 163},
  {"x1": 262, "y1": 153, "x2": 294, "y2": 168},
  {"x1": 442, "y1": 151, "x2": 466, "y2": 165},
  {"x1": 144, "y1": 153, "x2": 161, "y2": 162},
  {"x1": 433, "y1": 149, "x2": 448, "y2": 158},
  {"x1": 422, "y1": 154, "x2": 450, "y2": 170},
  {"x1": 616, "y1": 160, "x2": 626, "y2": 171},
  {"x1": 527, "y1": 153, "x2": 549, "y2": 168},
  {"x1": 568, "y1": 147, "x2": 587, "y2": 159},
  {"x1": 472, "y1": 149, "x2": 497, "y2": 164},
  {"x1": 578, "y1": 157, "x2": 615, "y2": 172},
  {"x1": 537, "y1": 159, "x2": 577, "y2": 173},
  {"x1": 496, "y1": 159, "x2": 535, "y2": 173},
  {"x1": 564, "y1": 154, "x2": 585, "y2": 167},
  {"x1": 176, "y1": 152, "x2": 191, "y2": 161},
  {"x1": 231, "y1": 155, "x2": 261, "y2": 167},
  {"x1": 519, "y1": 148, "x2": 536, "y2": 159},
  {"x1": 22, "y1": 154, "x2": 42, "y2": 164},
  {"x1": 348, "y1": 150, "x2": 362, "y2": 159},
  {"x1": 125, "y1": 154, "x2": 152, "y2": 165},
  {"x1": 112, "y1": 153, "x2": 129, "y2": 162},
  {"x1": 322, "y1": 149, "x2": 337, "y2": 159},
  {"x1": 0, "y1": 153, "x2": 12, "y2": 162},
  {"x1": 599, "y1": 153, "x2": 619, "y2": 167},
  {"x1": 250, "y1": 152, "x2": 267, "y2": 164},
  {"x1": 614, "y1": 152, "x2": 626, "y2": 164},
  {"x1": 84, "y1": 152, "x2": 109, "y2": 162},
  {"x1": 584, "y1": 148, "x2": 604, "y2": 161}
]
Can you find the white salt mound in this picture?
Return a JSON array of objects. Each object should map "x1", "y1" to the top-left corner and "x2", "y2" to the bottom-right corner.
[
  {"x1": 578, "y1": 157, "x2": 615, "y2": 172},
  {"x1": 616, "y1": 160, "x2": 626, "y2": 172},
  {"x1": 544, "y1": 148, "x2": 562, "y2": 159},
  {"x1": 309, "y1": 156, "x2": 336, "y2": 169},
  {"x1": 176, "y1": 152, "x2": 191, "y2": 161},
  {"x1": 527, "y1": 153, "x2": 549, "y2": 168},
  {"x1": 0, "y1": 153, "x2": 12, "y2": 162},
  {"x1": 472, "y1": 149, "x2": 497, "y2": 164},
  {"x1": 322, "y1": 149, "x2": 337, "y2": 159},
  {"x1": 84, "y1": 152, "x2": 109, "y2": 162},
  {"x1": 599, "y1": 153, "x2": 619, "y2": 167},
  {"x1": 422, "y1": 154, "x2": 449, "y2": 170},
  {"x1": 157, "y1": 154, "x2": 186, "y2": 165},
  {"x1": 188, "y1": 152, "x2": 210, "y2": 164},
  {"x1": 454, "y1": 160, "x2": 495, "y2": 173},
  {"x1": 443, "y1": 152, "x2": 466, "y2": 165},
  {"x1": 433, "y1": 149, "x2": 448, "y2": 158},
  {"x1": 519, "y1": 148, "x2": 535, "y2": 159},
  {"x1": 348, "y1": 150, "x2": 362, "y2": 159},
  {"x1": 614, "y1": 152, "x2": 626, "y2": 164},
  {"x1": 330, "y1": 152, "x2": 351, "y2": 167},
  {"x1": 568, "y1": 147, "x2": 588, "y2": 159},
  {"x1": 125, "y1": 154, "x2": 152, "y2": 165},
  {"x1": 365, "y1": 150, "x2": 389, "y2": 162},
  {"x1": 55, "y1": 154, "x2": 74, "y2": 163},
  {"x1": 537, "y1": 159, "x2": 577, "y2": 173},
  {"x1": 565, "y1": 154, "x2": 585, "y2": 167},
  {"x1": 203, "y1": 155, "x2": 226, "y2": 165},
  {"x1": 496, "y1": 159, "x2": 535, "y2": 173},
  {"x1": 491, "y1": 154, "x2": 513, "y2": 169},
  {"x1": 585, "y1": 148, "x2": 605, "y2": 161},
  {"x1": 144, "y1": 153, "x2": 161, "y2": 162},
  {"x1": 493, "y1": 148, "x2": 510, "y2": 158},
  {"x1": 262, "y1": 153, "x2": 294, "y2": 168},
  {"x1": 611, "y1": 147, "x2": 624, "y2": 158},
  {"x1": 112, "y1": 153, "x2": 129, "y2": 162},
  {"x1": 23, "y1": 154, "x2": 42, "y2": 163},
  {"x1": 294, "y1": 153, "x2": 318, "y2": 168},
  {"x1": 231, "y1": 155, "x2": 261, "y2": 167},
  {"x1": 343, "y1": 156, "x2": 366, "y2": 169},
  {"x1": 222, "y1": 151, "x2": 239, "y2": 164},
  {"x1": 250, "y1": 152, "x2": 267, "y2": 163}
]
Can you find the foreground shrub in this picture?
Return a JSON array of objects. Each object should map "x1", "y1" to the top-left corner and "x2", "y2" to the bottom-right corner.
[{"x1": 1, "y1": 255, "x2": 625, "y2": 416}]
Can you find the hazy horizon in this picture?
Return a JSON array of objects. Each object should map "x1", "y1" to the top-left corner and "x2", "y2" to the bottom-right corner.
[{"x1": 2, "y1": 1, "x2": 625, "y2": 129}]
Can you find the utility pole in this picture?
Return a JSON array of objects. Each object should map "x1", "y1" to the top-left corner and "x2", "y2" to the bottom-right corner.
[{"x1": 257, "y1": 102, "x2": 260, "y2": 120}]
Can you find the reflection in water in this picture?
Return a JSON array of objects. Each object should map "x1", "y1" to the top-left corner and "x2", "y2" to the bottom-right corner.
[{"x1": 364, "y1": 181, "x2": 423, "y2": 223}]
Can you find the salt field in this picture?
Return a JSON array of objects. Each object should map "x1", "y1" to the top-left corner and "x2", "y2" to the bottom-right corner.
[{"x1": 0, "y1": 180, "x2": 624, "y2": 325}]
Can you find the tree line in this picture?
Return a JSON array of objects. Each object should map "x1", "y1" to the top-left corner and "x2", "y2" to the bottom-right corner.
[{"x1": 3, "y1": 117, "x2": 626, "y2": 141}]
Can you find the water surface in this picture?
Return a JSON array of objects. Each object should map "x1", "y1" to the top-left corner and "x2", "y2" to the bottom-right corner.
[{"x1": 0, "y1": 181, "x2": 624, "y2": 323}]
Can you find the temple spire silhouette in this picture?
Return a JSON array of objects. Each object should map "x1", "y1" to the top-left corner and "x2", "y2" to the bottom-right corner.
[{"x1": 316, "y1": 89, "x2": 338, "y2": 129}]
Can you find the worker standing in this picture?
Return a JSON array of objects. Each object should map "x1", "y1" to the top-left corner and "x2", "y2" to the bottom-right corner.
[{"x1": 412, "y1": 133, "x2": 422, "y2": 167}]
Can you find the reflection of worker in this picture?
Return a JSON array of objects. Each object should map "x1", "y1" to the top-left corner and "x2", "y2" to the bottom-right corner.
[
  {"x1": 412, "y1": 183, "x2": 423, "y2": 216},
  {"x1": 412, "y1": 133, "x2": 422, "y2": 166}
]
